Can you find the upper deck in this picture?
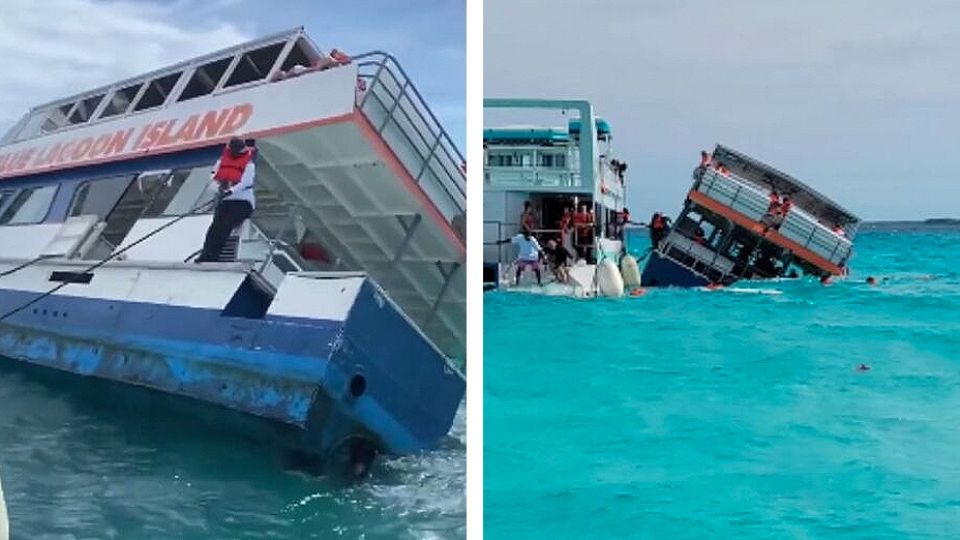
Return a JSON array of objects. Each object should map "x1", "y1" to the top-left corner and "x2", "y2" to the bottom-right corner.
[
  {"x1": 482, "y1": 99, "x2": 624, "y2": 204},
  {"x1": 0, "y1": 29, "x2": 466, "y2": 360}
]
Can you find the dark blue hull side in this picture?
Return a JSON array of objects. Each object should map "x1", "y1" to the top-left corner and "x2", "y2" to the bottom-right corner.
[
  {"x1": 640, "y1": 252, "x2": 711, "y2": 288},
  {"x1": 0, "y1": 280, "x2": 464, "y2": 463}
]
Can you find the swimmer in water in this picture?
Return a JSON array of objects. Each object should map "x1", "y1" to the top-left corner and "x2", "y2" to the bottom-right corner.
[
  {"x1": 857, "y1": 363, "x2": 870, "y2": 371},
  {"x1": 866, "y1": 276, "x2": 877, "y2": 285},
  {"x1": 820, "y1": 275, "x2": 832, "y2": 286}
]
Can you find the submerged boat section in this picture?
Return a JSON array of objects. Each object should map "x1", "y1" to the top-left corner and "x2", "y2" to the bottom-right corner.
[{"x1": 641, "y1": 145, "x2": 861, "y2": 287}]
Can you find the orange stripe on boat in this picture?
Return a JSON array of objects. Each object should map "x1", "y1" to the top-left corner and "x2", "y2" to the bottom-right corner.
[{"x1": 688, "y1": 190, "x2": 843, "y2": 275}]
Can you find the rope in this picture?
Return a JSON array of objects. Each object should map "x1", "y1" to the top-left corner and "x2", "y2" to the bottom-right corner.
[{"x1": 0, "y1": 197, "x2": 219, "y2": 324}]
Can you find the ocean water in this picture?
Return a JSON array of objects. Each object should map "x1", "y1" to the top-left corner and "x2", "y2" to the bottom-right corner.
[
  {"x1": 485, "y1": 230, "x2": 960, "y2": 539},
  {"x1": 0, "y1": 366, "x2": 465, "y2": 539}
]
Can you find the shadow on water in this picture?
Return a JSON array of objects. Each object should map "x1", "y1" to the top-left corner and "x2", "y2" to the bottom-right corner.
[{"x1": 0, "y1": 358, "x2": 465, "y2": 539}]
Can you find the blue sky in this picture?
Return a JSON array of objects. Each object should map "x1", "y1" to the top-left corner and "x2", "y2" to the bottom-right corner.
[
  {"x1": 0, "y1": 0, "x2": 465, "y2": 148},
  {"x1": 485, "y1": 0, "x2": 960, "y2": 220}
]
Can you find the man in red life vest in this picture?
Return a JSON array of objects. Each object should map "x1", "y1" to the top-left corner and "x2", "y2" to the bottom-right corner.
[{"x1": 196, "y1": 137, "x2": 256, "y2": 262}]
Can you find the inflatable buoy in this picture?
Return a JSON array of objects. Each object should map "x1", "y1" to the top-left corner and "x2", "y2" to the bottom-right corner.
[
  {"x1": 596, "y1": 259, "x2": 624, "y2": 298},
  {"x1": 620, "y1": 255, "x2": 641, "y2": 287}
]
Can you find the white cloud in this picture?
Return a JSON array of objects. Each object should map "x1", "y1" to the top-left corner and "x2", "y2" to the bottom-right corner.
[{"x1": 0, "y1": 0, "x2": 250, "y2": 132}]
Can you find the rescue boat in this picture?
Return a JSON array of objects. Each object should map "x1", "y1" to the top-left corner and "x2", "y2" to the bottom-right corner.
[
  {"x1": 483, "y1": 99, "x2": 627, "y2": 296},
  {"x1": 0, "y1": 28, "x2": 465, "y2": 470},
  {"x1": 637, "y1": 145, "x2": 860, "y2": 287}
]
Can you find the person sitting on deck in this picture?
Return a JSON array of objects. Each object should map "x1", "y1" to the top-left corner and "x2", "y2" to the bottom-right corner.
[
  {"x1": 543, "y1": 238, "x2": 571, "y2": 283},
  {"x1": 196, "y1": 137, "x2": 256, "y2": 263},
  {"x1": 833, "y1": 224, "x2": 846, "y2": 236},
  {"x1": 495, "y1": 229, "x2": 544, "y2": 285}
]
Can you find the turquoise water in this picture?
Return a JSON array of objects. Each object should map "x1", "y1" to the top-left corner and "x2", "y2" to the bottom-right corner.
[
  {"x1": 0, "y1": 367, "x2": 464, "y2": 539},
  {"x1": 485, "y1": 230, "x2": 960, "y2": 538}
]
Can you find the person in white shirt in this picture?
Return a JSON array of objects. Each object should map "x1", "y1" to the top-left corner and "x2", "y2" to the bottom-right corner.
[
  {"x1": 495, "y1": 229, "x2": 544, "y2": 285},
  {"x1": 196, "y1": 137, "x2": 256, "y2": 262}
]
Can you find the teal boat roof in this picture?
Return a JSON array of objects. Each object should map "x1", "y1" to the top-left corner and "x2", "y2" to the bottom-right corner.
[
  {"x1": 567, "y1": 118, "x2": 611, "y2": 136},
  {"x1": 483, "y1": 127, "x2": 570, "y2": 143}
]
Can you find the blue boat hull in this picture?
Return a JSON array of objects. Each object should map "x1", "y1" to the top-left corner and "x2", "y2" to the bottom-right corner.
[
  {"x1": 0, "y1": 277, "x2": 464, "y2": 468},
  {"x1": 640, "y1": 252, "x2": 711, "y2": 287}
]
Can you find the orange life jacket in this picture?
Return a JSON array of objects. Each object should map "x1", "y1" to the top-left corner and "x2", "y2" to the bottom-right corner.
[
  {"x1": 331, "y1": 49, "x2": 351, "y2": 65},
  {"x1": 213, "y1": 147, "x2": 254, "y2": 185}
]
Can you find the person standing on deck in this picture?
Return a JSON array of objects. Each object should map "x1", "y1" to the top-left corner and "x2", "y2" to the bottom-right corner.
[
  {"x1": 196, "y1": 137, "x2": 256, "y2": 262},
  {"x1": 573, "y1": 204, "x2": 594, "y2": 260},
  {"x1": 520, "y1": 201, "x2": 537, "y2": 235},
  {"x1": 494, "y1": 230, "x2": 544, "y2": 285}
]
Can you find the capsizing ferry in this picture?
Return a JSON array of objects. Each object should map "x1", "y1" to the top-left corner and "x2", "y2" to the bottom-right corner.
[{"x1": 0, "y1": 28, "x2": 465, "y2": 472}]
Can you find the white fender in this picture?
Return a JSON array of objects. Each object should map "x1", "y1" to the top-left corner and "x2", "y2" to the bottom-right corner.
[
  {"x1": 1, "y1": 472, "x2": 7, "y2": 540},
  {"x1": 595, "y1": 259, "x2": 624, "y2": 298},
  {"x1": 620, "y1": 254, "x2": 641, "y2": 287}
]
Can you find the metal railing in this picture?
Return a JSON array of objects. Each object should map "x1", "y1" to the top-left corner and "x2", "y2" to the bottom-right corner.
[
  {"x1": 354, "y1": 52, "x2": 465, "y2": 241},
  {"x1": 483, "y1": 167, "x2": 582, "y2": 189},
  {"x1": 697, "y1": 169, "x2": 852, "y2": 265}
]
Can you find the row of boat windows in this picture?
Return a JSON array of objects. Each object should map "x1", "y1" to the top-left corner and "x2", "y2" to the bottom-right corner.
[
  {"x1": 486, "y1": 152, "x2": 568, "y2": 168},
  {"x1": 0, "y1": 164, "x2": 218, "y2": 229},
  {"x1": 14, "y1": 38, "x2": 314, "y2": 141}
]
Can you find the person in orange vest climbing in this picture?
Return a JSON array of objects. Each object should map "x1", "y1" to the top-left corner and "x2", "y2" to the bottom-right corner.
[
  {"x1": 699, "y1": 150, "x2": 712, "y2": 168},
  {"x1": 649, "y1": 212, "x2": 671, "y2": 248},
  {"x1": 196, "y1": 137, "x2": 256, "y2": 262}
]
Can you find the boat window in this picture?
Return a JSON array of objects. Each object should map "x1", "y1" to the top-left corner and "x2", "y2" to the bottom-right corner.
[
  {"x1": 161, "y1": 165, "x2": 218, "y2": 215},
  {"x1": 69, "y1": 176, "x2": 134, "y2": 220},
  {"x1": 143, "y1": 168, "x2": 196, "y2": 216},
  {"x1": 100, "y1": 84, "x2": 142, "y2": 118},
  {"x1": 178, "y1": 57, "x2": 233, "y2": 101},
  {"x1": 97, "y1": 172, "x2": 171, "y2": 248},
  {"x1": 132, "y1": 72, "x2": 182, "y2": 112},
  {"x1": 41, "y1": 103, "x2": 75, "y2": 133},
  {"x1": 0, "y1": 185, "x2": 58, "y2": 225},
  {"x1": 223, "y1": 42, "x2": 286, "y2": 88},
  {"x1": 68, "y1": 93, "x2": 105, "y2": 125},
  {"x1": 279, "y1": 38, "x2": 314, "y2": 71}
]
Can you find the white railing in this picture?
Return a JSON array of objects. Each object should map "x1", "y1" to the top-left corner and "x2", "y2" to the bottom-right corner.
[
  {"x1": 354, "y1": 52, "x2": 465, "y2": 242},
  {"x1": 483, "y1": 167, "x2": 582, "y2": 189},
  {"x1": 696, "y1": 169, "x2": 852, "y2": 265}
]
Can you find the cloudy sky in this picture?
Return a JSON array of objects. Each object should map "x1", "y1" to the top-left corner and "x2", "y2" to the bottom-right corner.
[
  {"x1": 485, "y1": 0, "x2": 960, "y2": 220},
  {"x1": 0, "y1": 0, "x2": 465, "y2": 147}
]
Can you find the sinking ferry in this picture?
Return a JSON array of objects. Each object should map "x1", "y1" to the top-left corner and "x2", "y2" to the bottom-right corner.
[
  {"x1": 640, "y1": 145, "x2": 860, "y2": 287},
  {"x1": 0, "y1": 28, "x2": 465, "y2": 471},
  {"x1": 483, "y1": 98, "x2": 628, "y2": 296}
]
